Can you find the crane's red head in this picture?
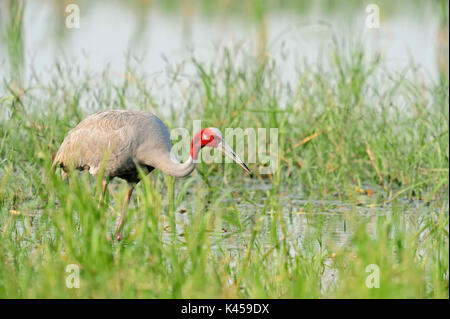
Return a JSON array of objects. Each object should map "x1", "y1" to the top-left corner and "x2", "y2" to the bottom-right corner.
[
  {"x1": 190, "y1": 127, "x2": 252, "y2": 175},
  {"x1": 190, "y1": 128, "x2": 221, "y2": 159}
]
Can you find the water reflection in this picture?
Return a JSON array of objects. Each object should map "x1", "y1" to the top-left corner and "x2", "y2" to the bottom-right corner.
[{"x1": 0, "y1": 0, "x2": 445, "y2": 86}]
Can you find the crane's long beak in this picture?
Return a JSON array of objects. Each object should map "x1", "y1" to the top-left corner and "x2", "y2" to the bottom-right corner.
[{"x1": 218, "y1": 141, "x2": 252, "y2": 176}]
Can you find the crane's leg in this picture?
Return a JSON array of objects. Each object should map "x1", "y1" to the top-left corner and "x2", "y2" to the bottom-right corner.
[
  {"x1": 97, "y1": 178, "x2": 109, "y2": 209},
  {"x1": 114, "y1": 183, "x2": 134, "y2": 241}
]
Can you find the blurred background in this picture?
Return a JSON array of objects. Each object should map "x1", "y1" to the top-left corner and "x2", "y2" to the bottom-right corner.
[{"x1": 0, "y1": 0, "x2": 448, "y2": 88}]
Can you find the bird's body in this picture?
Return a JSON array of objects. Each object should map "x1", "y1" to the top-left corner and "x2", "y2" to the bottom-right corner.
[
  {"x1": 53, "y1": 110, "x2": 193, "y2": 182},
  {"x1": 53, "y1": 109, "x2": 251, "y2": 240}
]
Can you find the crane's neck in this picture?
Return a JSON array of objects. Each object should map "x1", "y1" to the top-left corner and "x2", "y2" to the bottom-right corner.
[
  {"x1": 150, "y1": 135, "x2": 203, "y2": 178},
  {"x1": 161, "y1": 154, "x2": 196, "y2": 178}
]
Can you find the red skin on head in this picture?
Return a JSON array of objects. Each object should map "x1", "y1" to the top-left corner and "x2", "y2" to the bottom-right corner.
[{"x1": 190, "y1": 128, "x2": 220, "y2": 159}]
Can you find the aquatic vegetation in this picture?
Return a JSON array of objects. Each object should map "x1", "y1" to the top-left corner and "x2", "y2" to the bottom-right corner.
[{"x1": 0, "y1": 0, "x2": 448, "y2": 298}]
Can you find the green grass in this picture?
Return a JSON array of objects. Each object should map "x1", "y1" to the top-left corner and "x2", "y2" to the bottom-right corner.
[
  {"x1": 1, "y1": 0, "x2": 24, "y2": 87},
  {"x1": 0, "y1": 44, "x2": 448, "y2": 298},
  {"x1": 0, "y1": 2, "x2": 448, "y2": 299}
]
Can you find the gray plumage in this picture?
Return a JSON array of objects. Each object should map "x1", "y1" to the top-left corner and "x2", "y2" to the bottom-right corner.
[{"x1": 53, "y1": 109, "x2": 195, "y2": 183}]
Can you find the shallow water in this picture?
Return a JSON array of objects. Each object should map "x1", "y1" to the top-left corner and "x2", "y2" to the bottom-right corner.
[
  {"x1": 9, "y1": 172, "x2": 444, "y2": 294},
  {"x1": 168, "y1": 185, "x2": 435, "y2": 249},
  {"x1": 0, "y1": 1, "x2": 444, "y2": 86}
]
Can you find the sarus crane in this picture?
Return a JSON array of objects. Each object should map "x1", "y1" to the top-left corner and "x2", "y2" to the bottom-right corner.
[{"x1": 52, "y1": 109, "x2": 251, "y2": 240}]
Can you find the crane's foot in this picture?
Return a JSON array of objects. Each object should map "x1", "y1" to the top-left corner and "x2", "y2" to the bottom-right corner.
[
  {"x1": 106, "y1": 232, "x2": 123, "y2": 241},
  {"x1": 114, "y1": 223, "x2": 124, "y2": 241}
]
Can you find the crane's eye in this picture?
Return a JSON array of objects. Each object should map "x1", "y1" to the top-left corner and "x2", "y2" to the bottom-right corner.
[{"x1": 203, "y1": 133, "x2": 213, "y2": 141}]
